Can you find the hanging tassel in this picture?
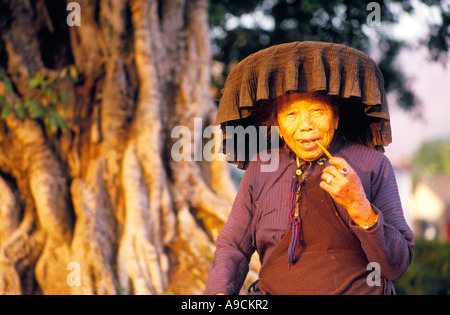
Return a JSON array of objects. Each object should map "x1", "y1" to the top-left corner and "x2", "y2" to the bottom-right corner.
[
  {"x1": 287, "y1": 157, "x2": 311, "y2": 270},
  {"x1": 288, "y1": 171, "x2": 302, "y2": 270},
  {"x1": 288, "y1": 217, "x2": 301, "y2": 270}
]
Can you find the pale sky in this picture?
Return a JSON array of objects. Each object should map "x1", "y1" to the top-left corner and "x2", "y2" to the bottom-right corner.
[
  {"x1": 385, "y1": 47, "x2": 450, "y2": 160},
  {"x1": 381, "y1": 0, "x2": 450, "y2": 161}
]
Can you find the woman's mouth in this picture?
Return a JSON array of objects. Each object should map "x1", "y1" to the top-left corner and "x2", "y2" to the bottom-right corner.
[{"x1": 298, "y1": 139, "x2": 319, "y2": 149}]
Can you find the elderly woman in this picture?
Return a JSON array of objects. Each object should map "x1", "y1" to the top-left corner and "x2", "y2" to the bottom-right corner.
[{"x1": 205, "y1": 42, "x2": 414, "y2": 295}]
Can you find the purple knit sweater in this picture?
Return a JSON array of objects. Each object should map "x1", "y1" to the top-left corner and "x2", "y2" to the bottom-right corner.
[{"x1": 205, "y1": 140, "x2": 415, "y2": 295}]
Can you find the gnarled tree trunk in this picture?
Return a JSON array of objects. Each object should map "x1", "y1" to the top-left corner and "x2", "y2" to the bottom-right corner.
[{"x1": 0, "y1": 0, "x2": 257, "y2": 295}]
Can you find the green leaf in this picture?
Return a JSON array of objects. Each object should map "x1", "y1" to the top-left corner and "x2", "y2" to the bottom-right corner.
[
  {"x1": 1, "y1": 102, "x2": 11, "y2": 118},
  {"x1": 29, "y1": 102, "x2": 45, "y2": 119},
  {"x1": 24, "y1": 97, "x2": 42, "y2": 114},
  {"x1": 51, "y1": 93, "x2": 59, "y2": 105},
  {"x1": 0, "y1": 69, "x2": 12, "y2": 94},
  {"x1": 24, "y1": 97, "x2": 32, "y2": 108},
  {"x1": 3, "y1": 77, "x2": 12, "y2": 94},
  {"x1": 60, "y1": 89, "x2": 69, "y2": 103},
  {"x1": 69, "y1": 65, "x2": 79, "y2": 83},
  {"x1": 13, "y1": 101, "x2": 25, "y2": 119},
  {"x1": 45, "y1": 116, "x2": 55, "y2": 133},
  {"x1": 44, "y1": 87, "x2": 53, "y2": 98},
  {"x1": 28, "y1": 75, "x2": 43, "y2": 88},
  {"x1": 49, "y1": 109, "x2": 68, "y2": 133},
  {"x1": 56, "y1": 115, "x2": 68, "y2": 131}
]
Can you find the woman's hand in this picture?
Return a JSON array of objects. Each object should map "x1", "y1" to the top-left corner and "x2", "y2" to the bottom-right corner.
[{"x1": 319, "y1": 157, "x2": 377, "y2": 228}]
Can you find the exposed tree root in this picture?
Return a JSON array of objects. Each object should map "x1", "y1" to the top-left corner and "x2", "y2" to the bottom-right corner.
[{"x1": 0, "y1": 0, "x2": 253, "y2": 295}]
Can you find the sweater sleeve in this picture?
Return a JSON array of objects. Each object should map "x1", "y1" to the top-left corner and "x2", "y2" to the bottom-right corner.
[
  {"x1": 205, "y1": 168, "x2": 256, "y2": 295},
  {"x1": 350, "y1": 155, "x2": 415, "y2": 281}
]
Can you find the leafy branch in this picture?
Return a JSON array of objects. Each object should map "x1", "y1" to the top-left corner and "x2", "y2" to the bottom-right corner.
[{"x1": 0, "y1": 66, "x2": 78, "y2": 134}]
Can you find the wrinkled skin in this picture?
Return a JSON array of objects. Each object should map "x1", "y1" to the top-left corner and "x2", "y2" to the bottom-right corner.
[{"x1": 277, "y1": 93, "x2": 377, "y2": 228}]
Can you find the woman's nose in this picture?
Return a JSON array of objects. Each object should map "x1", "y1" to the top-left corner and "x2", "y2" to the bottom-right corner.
[{"x1": 297, "y1": 114, "x2": 314, "y2": 132}]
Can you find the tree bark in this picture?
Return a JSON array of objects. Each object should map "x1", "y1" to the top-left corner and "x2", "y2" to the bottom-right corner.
[{"x1": 0, "y1": 0, "x2": 245, "y2": 295}]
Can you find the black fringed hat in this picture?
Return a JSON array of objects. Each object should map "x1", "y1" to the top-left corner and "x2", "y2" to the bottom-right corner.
[{"x1": 215, "y1": 41, "x2": 392, "y2": 169}]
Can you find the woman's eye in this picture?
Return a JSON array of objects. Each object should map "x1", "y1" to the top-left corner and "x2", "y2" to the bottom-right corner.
[
  {"x1": 311, "y1": 109, "x2": 327, "y2": 117},
  {"x1": 282, "y1": 112, "x2": 296, "y2": 118}
]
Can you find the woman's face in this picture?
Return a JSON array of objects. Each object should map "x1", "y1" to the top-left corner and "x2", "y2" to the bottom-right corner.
[{"x1": 277, "y1": 93, "x2": 339, "y2": 161}]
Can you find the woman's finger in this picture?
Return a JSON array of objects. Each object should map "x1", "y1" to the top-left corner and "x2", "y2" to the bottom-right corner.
[
  {"x1": 321, "y1": 172, "x2": 334, "y2": 184},
  {"x1": 322, "y1": 165, "x2": 341, "y2": 178},
  {"x1": 328, "y1": 157, "x2": 350, "y2": 169}
]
